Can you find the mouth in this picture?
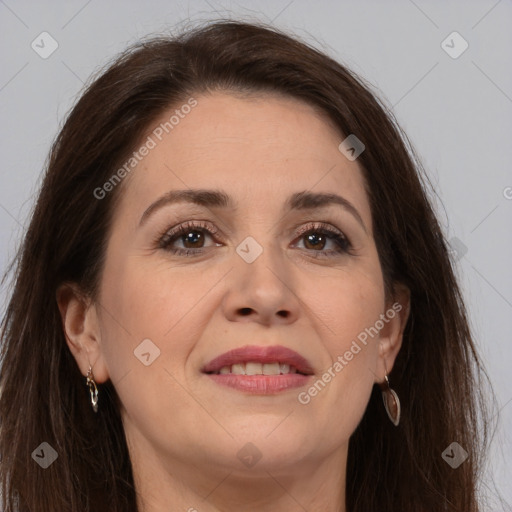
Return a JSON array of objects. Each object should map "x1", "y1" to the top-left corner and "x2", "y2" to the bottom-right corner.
[
  {"x1": 206, "y1": 361, "x2": 308, "y2": 375},
  {"x1": 201, "y1": 345, "x2": 314, "y2": 394}
]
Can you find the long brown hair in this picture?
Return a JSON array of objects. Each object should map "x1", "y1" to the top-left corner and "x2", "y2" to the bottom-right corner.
[{"x1": 0, "y1": 19, "x2": 491, "y2": 511}]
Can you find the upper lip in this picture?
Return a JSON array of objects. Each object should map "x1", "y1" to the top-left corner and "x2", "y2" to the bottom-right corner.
[{"x1": 202, "y1": 345, "x2": 314, "y2": 375}]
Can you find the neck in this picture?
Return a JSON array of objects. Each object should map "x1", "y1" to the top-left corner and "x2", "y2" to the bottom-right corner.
[{"x1": 128, "y1": 432, "x2": 347, "y2": 512}]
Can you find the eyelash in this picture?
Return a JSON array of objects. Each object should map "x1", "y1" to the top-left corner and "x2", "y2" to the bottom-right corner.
[{"x1": 156, "y1": 220, "x2": 352, "y2": 259}]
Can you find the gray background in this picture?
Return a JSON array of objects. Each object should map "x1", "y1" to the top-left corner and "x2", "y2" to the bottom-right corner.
[{"x1": 1, "y1": 0, "x2": 511, "y2": 507}]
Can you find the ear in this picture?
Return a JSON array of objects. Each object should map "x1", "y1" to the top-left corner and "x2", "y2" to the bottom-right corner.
[
  {"x1": 375, "y1": 283, "x2": 411, "y2": 383},
  {"x1": 56, "y1": 283, "x2": 110, "y2": 383}
]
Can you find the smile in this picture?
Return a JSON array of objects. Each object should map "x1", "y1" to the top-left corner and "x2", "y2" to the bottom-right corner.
[
  {"x1": 202, "y1": 345, "x2": 314, "y2": 393},
  {"x1": 211, "y1": 361, "x2": 303, "y2": 375}
]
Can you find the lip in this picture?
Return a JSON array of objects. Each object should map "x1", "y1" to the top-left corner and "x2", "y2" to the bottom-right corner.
[
  {"x1": 202, "y1": 345, "x2": 314, "y2": 395},
  {"x1": 206, "y1": 373, "x2": 312, "y2": 393},
  {"x1": 202, "y1": 345, "x2": 314, "y2": 375}
]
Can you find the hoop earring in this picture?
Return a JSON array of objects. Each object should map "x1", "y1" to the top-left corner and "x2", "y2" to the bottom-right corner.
[
  {"x1": 381, "y1": 373, "x2": 400, "y2": 426},
  {"x1": 86, "y1": 366, "x2": 99, "y2": 413}
]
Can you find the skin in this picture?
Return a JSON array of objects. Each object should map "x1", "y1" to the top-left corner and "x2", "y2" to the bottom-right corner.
[{"x1": 58, "y1": 91, "x2": 410, "y2": 512}]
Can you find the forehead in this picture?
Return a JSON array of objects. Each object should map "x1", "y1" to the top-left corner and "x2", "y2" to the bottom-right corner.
[
  {"x1": 115, "y1": 91, "x2": 371, "y2": 226},
  {"x1": 158, "y1": 91, "x2": 344, "y2": 166}
]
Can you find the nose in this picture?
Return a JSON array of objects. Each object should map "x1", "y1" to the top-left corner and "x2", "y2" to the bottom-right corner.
[{"x1": 221, "y1": 238, "x2": 300, "y2": 326}]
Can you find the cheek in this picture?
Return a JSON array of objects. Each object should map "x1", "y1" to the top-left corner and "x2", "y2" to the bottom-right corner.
[
  {"x1": 97, "y1": 256, "x2": 228, "y2": 379},
  {"x1": 298, "y1": 260, "x2": 384, "y2": 425},
  {"x1": 303, "y1": 258, "x2": 385, "y2": 347},
  {"x1": 96, "y1": 258, "x2": 218, "y2": 433}
]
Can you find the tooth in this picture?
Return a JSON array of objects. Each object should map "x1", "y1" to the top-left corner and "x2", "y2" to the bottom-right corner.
[
  {"x1": 262, "y1": 362, "x2": 280, "y2": 375},
  {"x1": 231, "y1": 363, "x2": 246, "y2": 375},
  {"x1": 219, "y1": 366, "x2": 230, "y2": 374},
  {"x1": 279, "y1": 363, "x2": 290, "y2": 374},
  {"x1": 245, "y1": 362, "x2": 263, "y2": 375}
]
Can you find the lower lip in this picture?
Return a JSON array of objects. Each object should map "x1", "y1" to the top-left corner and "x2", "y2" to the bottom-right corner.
[{"x1": 205, "y1": 373, "x2": 312, "y2": 393}]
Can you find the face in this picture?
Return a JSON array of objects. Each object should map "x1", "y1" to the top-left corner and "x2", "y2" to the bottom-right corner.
[{"x1": 69, "y1": 91, "x2": 407, "y2": 487}]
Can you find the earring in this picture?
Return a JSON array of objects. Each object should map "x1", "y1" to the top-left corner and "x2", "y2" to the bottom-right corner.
[
  {"x1": 381, "y1": 373, "x2": 400, "y2": 426},
  {"x1": 86, "y1": 366, "x2": 99, "y2": 413}
]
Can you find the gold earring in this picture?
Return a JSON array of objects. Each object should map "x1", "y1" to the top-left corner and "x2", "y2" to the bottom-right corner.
[
  {"x1": 381, "y1": 373, "x2": 400, "y2": 426},
  {"x1": 86, "y1": 366, "x2": 99, "y2": 413}
]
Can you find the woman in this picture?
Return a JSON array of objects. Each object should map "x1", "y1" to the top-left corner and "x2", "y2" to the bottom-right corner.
[{"x1": 0, "y1": 20, "x2": 490, "y2": 511}]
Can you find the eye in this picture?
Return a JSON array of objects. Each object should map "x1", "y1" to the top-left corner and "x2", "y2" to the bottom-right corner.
[
  {"x1": 157, "y1": 221, "x2": 222, "y2": 257},
  {"x1": 157, "y1": 220, "x2": 352, "y2": 259},
  {"x1": 293, "y1": 222, "x2": 352, "y2": 258}
]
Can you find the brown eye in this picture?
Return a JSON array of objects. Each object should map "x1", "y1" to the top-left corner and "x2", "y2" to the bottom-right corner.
[
  {"x1": 294, "y1": 223, "x2": 351, "y2": 258},
  {"x1": 158, "y1": 221, "x2": 221, "y2": 256},
  {"x1": 178, "y1": 230, "x2": 207, "y2": 249},
  {"x1": 303, "y1": 232, "x2": 328, "y2": 250}
]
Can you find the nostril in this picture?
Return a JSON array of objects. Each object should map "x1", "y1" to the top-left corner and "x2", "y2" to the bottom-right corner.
[{"x1": 239, "y1": 308, "x2": 252, "y2": 316}]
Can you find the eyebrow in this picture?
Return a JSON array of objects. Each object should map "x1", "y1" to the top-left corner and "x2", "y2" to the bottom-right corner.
[{"x1": 139, "y1": 188, "x2": 367, "y2": 232}]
